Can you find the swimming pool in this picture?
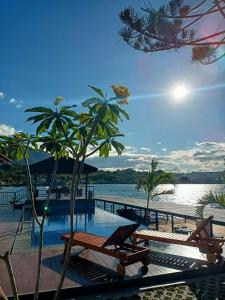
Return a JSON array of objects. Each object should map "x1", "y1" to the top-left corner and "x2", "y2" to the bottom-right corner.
[{"x1": 32, "y1": 206, "x2": 133, "y2": 246}]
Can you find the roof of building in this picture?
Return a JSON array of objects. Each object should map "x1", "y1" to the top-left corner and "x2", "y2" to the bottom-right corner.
[{"x1": 29, "y1": 157, "x2": 98, "y2": 175}]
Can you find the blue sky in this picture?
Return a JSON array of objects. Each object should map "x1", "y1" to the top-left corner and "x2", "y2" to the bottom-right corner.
[{"x1": 0, "y1": 0, "x2": 225, "y2": 172}]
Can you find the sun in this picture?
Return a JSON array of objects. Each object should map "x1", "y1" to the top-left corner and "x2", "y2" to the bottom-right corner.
[{"x1": 172, "y1": 85, "x2": 189, "y2": 100}]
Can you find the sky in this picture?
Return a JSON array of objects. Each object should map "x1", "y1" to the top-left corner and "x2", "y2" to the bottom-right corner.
[{"x1": 0, "y1": 0, "x2": 225, "y2": 173}]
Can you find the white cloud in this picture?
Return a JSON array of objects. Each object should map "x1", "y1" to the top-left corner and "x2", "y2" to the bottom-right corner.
[
  {"x1": 86, "y1": 141, "x2": 225, "y2": 173},
  {"x1": 0, "y1": 124, "x2": 15, "y2": 136},
  {"x1": 8, "y1": 98, "x2": 23, "y2": 108},
  {"x1": 0, "y1": 92, "x2": 5, "y2": 99},
  {"x1": 157, "y1": 142, "x2": 162, "y2": 145},
  {"x1": 16, "y1": 103, "x2": 23, "y2": 109},
  {"x1": 161, "y1": 148, "x2": 167, "y2": 152},
  {"x1": 140, "y1": 147, "x2": 151, "y2": 152}
]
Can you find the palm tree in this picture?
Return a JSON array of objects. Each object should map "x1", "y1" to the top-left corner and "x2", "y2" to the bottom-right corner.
[
  {"x1": 136, "y1": 159, "x2": 176, "y2": 226},
  {"x1": 196, "y1": 166, "x2": 225, "y2": 218},
  {"x1": 26, "y1": 85, "x2": 130, "y2": 300},
  {"x1": 196, "y1": 191, "x2": 225, "y2": 218},
  {"x1": 0, "y1": 86, "x2": 130, "y2": 300}
]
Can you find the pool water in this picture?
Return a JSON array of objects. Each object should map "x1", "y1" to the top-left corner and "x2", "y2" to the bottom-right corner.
[{"x1": 32, "y1": 207, "x2": 133, "y2": 246}]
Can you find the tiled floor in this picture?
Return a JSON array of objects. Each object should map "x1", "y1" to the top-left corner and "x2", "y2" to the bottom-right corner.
[{"x1": 0, "y1": 206, "x2": 21, "y2": 255}]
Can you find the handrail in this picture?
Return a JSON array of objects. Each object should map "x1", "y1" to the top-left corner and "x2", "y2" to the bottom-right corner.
[{"x1": 0, "y1": 187, "x2": 27, "y2": 205}]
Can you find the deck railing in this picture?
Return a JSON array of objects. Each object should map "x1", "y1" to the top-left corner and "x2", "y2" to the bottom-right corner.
[
  {"x1": 15, "y1": 264, "x2": 225, "y2": 300},
  {"x1": 0, "y1": 187, "x2": 27, "y2": 205}
]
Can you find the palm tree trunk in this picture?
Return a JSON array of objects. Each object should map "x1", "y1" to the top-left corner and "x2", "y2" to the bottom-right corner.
[
  {"x1": 145, "y1": 196, "x2": 150, "y2": 226},
  {"x1": 53, "y1": 157, "x2": 80, "y2": 300},
  {"x1": 33, "y1": 159, "x2": 59, "y2": 300},
  {"x1": 53, "y1": 117, "x2": 99, "y2": 300},
  {"x1": 23, "y1": 156, "x2": 40, "y2": 225},
  {"x1": 33, "y1": 225, "x2": 43, "y2": 300}
]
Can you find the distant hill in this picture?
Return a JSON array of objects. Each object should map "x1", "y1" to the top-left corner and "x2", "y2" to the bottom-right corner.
[
  {"x1": 14, "y1": 150, "x2": 50, "y2": 165},
  {"x1": 12, "y1": 153, "x2": 225, "y2": 184},
  {"x1": 89, "y1": 169, "x2": 224, "y2": 184}
]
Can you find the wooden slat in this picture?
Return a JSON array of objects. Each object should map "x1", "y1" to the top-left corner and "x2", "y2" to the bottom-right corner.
[
  {"x1": 134, "y1": 230, "x2": 188, "y2": 242},
  {"x1": 186, "y1": 216, "x2": 213, "y2": 242}
]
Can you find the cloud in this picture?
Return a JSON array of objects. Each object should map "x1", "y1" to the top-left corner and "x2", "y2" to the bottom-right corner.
[
  {"x1": 9, "y1": 98, "x2": 23, "y2": 109},
  {"x1": 140, "y1": 147, "x2": 151, "y2": 152},
  {"x1": 161, "y1": 148, "x2": 167, "y2": 152},
  {"x1": 0, "y1": 92, "x2": 5, "y2": 99},
  {"x1": 0, "y1": 124, "x2": 15, "y2": 136},
  {"x1": 16, "y1": 103, "x2": 23, "y2": 109},
  {"x1": 86, "y1": 141, "x2": 225, "y2": 173}
]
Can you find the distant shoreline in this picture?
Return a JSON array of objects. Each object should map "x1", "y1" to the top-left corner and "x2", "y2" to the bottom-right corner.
[{"x1": 1, "y1": 183, "x2": 225, "y2": 188}]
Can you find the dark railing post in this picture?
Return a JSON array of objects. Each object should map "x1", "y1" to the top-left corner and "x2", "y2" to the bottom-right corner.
[
  {"x1": 171, "y1": 215, "x2": 174, "y2": 233},
  {"x1": 155, "y1": 212, "x2": 159, "y2": 231},
  {"x1": 104, "y1": 201, "x2": 106, "y2": 211},
  {"x1": 148, "y1": 209, "x2": 151, "y2": 224},
  {"x1": 13, "y1": 192, "x2": 17, "y2": 206},
  {"x1": 85, "y1": 174, "x2": 88, "y2": 200},
  {"x1": 210, "y1": 220, "x2": 213, "y2": 237}
]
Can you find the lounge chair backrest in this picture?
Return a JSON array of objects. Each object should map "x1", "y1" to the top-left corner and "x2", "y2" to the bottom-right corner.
[
  {"x1": 186, "y1": 215, "x2": 213, "y2": 242},
  {"x1": 196, "y1": 220, "x2": 211, "y2": 239},
  {"x1": 102, "y1": 223, "x2": 139, "y2": 247}
]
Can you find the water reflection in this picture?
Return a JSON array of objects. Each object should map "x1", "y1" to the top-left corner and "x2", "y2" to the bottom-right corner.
[
  {"x1": 95, "y1": 184, "x2": 225, "y2": 205},
  {"x1": 33, "y1": 207, "x2": 133, "y2": 246}
]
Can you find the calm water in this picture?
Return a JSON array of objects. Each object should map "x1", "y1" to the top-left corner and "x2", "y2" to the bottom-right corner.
[
  {"x1": 33, "y1": 207, "x2": 133, "y2": 246},
  {"x1": 94, "y1": 184, "x2": 225, "y2": 206},
  {"x1": 1, "y1": 184, "x2": 225, "y2": 206}
]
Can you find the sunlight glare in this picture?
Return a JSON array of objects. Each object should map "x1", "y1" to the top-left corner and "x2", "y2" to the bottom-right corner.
[{"x1": 172, "y1": 85, "x2": 189, "y2": 101}]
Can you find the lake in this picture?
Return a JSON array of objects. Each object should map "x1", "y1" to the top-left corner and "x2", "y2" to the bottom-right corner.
[
  {"x1": 94, "y1": 184, "x2": 225, "y2": 206},
  {"x1": 1, "y1": 184, "x2": 225, "y2": 206}
]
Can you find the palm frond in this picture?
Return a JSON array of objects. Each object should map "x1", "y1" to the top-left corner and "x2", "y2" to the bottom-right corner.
[{"x1": 196, "y1": 191, "x2": 225, "y2": 218}]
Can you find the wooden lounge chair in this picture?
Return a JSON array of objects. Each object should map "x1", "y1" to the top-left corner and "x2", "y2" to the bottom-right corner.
[
  {"x1": 133, "y1": 216, "x2": 224, "y2": 264},
  {"x1": 61, "y1": 223, "x2": 150, "y2": 277}
]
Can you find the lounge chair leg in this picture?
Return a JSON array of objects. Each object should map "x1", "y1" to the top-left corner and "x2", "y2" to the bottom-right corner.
[
  {"x1": 117, "y1": 263, "x2": 125, "y2": 277},
  {"x1": 141, "y1": 255, "x2": 150, "y2": 266},
  {"x1": 144, "y1": 240, "x2": 150, "y2": 247},
  {"x1": 63, "y1": 241, "x2": 68, "y2": 256},
  {"x1": 206, "y1": 252, "x2": 217, "y2": 264}
]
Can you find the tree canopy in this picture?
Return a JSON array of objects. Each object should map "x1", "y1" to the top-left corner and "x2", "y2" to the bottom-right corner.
[{"x1": 119, "y1": 0, "x2": 225, "y2": 64}]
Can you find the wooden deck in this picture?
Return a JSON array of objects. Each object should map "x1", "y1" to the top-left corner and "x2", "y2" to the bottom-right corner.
[
  {"x1": 0, "y1": 206, "x2": 21, "y2": 255},
  {"x1": 0, "y1": 202, "x2": 223, "y2": 297},
  {"x1": 1, "y1": 245, "x2": 210, "y2": 297},
  {"x1": 96, "y1": 195, "x2": 225, "y2": 226}
]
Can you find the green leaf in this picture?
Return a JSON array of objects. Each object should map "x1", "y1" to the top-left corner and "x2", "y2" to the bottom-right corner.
[
  {"x1": 118, "y1": 106, "x2": 129, "y2": 120},
  {"x1": 111, "y1": 140, "x2": 125, "y2": 155},
  {"x1": 36, "y1": 118, "x2": 52, "y2": 134},
  {"x1": 82, "y1": 97, "x2": 104, "y2": 107},
  {"x1": 99, "y1": 143, "x2": 110, "y2": 158},
  {"x1": 25, "y1": 107, "x2": 53, "y2": 114},
  {"x1": 61, "y1": 105, "x2": 76, "y2": 111},
  {"x1": 88, "y1": 85, "x2": 105, "y2": 98}
]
